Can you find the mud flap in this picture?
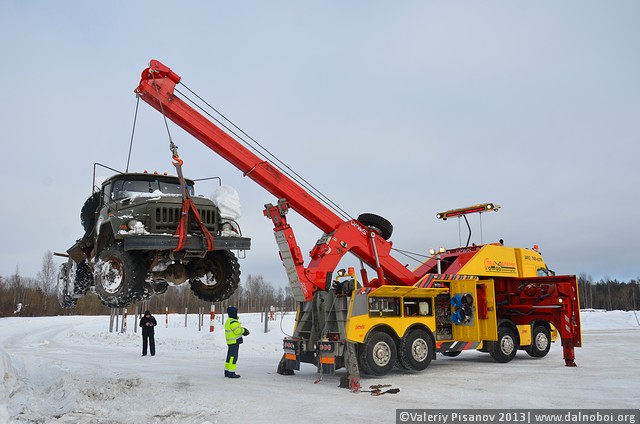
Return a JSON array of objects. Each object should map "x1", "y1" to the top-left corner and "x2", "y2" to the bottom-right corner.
[{"x1": 277, "y1": 354, "x2": 295, "y2": 375}]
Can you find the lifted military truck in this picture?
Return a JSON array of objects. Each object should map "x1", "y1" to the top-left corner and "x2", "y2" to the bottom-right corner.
[{"x1": 57, "y1": 168, "x2": 251, "y2": 308}]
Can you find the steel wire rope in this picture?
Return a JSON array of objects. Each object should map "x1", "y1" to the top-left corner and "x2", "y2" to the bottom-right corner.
[
  {"x1": 390, "y1": 247, "x2": 430, "y2": 265},
  {"x1": 176, "y1": 83, "x2": 353, "y2": 222},
  {"x1": 149, "y1": 72, "x2": 179, "y2": 158},
  {"x1": 126, "y1": 96, "x2": 140, "y2": 173},
  {"x1": 163, "y1": 81, "x2": 432, "y2": 273}
]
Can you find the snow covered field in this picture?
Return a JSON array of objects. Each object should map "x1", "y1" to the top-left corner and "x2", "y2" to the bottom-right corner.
[{"x1": 1, "y1": 310, "x2": 639, "y2": 424}]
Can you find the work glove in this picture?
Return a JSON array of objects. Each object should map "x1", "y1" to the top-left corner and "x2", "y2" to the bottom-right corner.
[{"x1": 243, "y1": 328, "x2": 250, "y2": 336}]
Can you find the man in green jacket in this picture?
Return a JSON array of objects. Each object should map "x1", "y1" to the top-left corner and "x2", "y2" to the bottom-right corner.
[{"x1": 224, "y1": 306, "x2": 249, "y2": 378}]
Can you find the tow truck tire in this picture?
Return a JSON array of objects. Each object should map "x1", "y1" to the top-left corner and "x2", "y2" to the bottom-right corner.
[
  {"x1": 357, "y1": 213, "x2": 393, "y2": 240},
  {"x1": 441, "y1": 350, "x2": 462, "y2": 357},
  {"x1": 398, "y1": 329, "x2": 434, "y2": 371},
  {"x1": 358, "y1": 331, "x2": 397, "y2": 376},
  {"x1": 490, "y1": 326, "x2": 518, "y2": 363},
  {"x1": 189, "y1": 251, "x2": 240, "y2": 302},
  {"x1": 525, "y1": 325, "x2": 551, "y2": 358},
  {"x1": 94, "y1": 245, "x2": 145, "y2": 308}
]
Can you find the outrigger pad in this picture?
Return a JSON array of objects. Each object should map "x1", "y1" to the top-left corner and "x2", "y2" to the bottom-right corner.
[{"x1": 339, "y1": 375, "x2": 360, "y2": 392}]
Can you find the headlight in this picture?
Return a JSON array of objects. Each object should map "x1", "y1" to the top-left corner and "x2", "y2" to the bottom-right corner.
[
  {"x1": 127, "y1": 219, "x2": 146, "y2": 234},
  {"x1": 220, "y1": 221, "x2": 239, "y2": 236}
]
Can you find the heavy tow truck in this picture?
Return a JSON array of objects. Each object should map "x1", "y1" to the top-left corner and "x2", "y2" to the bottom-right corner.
[{"x1": 135, "y1": 60, "x2": 581, "y2": 389}]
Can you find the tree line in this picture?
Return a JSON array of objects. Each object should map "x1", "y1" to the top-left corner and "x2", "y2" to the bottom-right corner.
[
  {"x1": 0, "y1": 251, "x2": 295, "y2": 318},
  {"x1": 1, "y1": 252, "x2": 638, "y2": 317},
  {"x1": 578, "y1": 273, "x2": 640, "y2": 311}
]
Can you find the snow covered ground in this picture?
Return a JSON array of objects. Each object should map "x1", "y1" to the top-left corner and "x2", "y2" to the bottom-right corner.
[{"x1": 1, "y1": 309, "x2": 639, "y2": 424}]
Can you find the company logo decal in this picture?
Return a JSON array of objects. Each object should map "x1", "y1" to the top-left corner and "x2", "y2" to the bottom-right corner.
[{"x1": 484, "y1": 258, "x2": 517, "y2": 273}]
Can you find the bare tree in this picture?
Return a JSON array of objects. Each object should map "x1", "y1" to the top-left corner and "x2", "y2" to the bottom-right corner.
[
  {"x1": 37, "y1": 251, "x2": 57, "y2": 314},
  {"x1": 37, "y1": 251, "x2": 57, "y2": 295}
]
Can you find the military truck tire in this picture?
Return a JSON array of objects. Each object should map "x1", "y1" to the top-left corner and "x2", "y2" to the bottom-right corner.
[
  {"x1": 57, "y1": 262, "x2": 78, "y2": 309},
  {"x1": 358, "y1": 331, "x2": 397, "y2": 376},
  {"x1": 357, "y1": 213, "x2": 393, "y2": 240},
  {"x1": 398, "y1": 329, "x2": 434, "y2": 371},
  {"x1": 490, "y1": 326, "x2": 518, "y2": 363},
  {"x1": 74, "y1": 260, "x2": 93, "y2": 296},
  {"x1": 189, "y1": 250, "x2": 240, "y2": 302},
  {"x1": 94, "y1": 245, "x2": 145, "y2": 308},
  {"x1": 525, "y1": 325, "x2": 551, "y2": 358}
]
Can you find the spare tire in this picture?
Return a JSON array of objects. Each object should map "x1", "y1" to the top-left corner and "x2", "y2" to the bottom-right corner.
[{"x1": 357, "y1": 213, "x2": 393, "y2": 240}]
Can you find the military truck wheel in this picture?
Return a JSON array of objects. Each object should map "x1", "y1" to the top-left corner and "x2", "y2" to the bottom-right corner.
[
  {"x1": 358, "y1": 331, "x2": 397, "y2": 376},
  {"x1": 398, "y1": 329, "x2": 434, "y2": 371},
  {"x1": 94, "y1": 245, "x2": 145, "y2": 308},
  {"x1": 74, "y1": 260, "x2": 93, "y2": 296},
  {"x1": 525, "y1": 325, "x2": 551, "y2": 358},
  {"x1": 357, "y1": 213, "x2": 393, "y2": 240},
  {"x1": 57, "y1": 262, "x2": 77, "y2": 309},
  {"x1": 189, "y1": 251, "x2": 240, "y2": 302},
  {"x1": 490, "y1": 326, "x2": 518, "y2": 363}
]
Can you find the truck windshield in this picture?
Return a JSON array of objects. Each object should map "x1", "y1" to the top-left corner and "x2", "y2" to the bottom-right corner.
[{"x1": 111, "y1": 179, "x2": 194, "y2": 200}]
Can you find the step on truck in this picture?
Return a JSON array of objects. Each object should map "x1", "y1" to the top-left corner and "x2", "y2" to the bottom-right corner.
[{"x1": 134, "y1": 60, "x2": 581, "y2": 390}]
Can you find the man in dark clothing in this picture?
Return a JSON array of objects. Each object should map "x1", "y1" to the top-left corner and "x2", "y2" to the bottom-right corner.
[
  {"x1": 224, "y1": 306, "x2": 249, "y2": 378},
  {"x1": 139, "y1": 310, "x2": 157, "y2": 356}
]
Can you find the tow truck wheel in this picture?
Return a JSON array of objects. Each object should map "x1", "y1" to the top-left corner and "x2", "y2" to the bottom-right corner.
[
  {"x1": 189, "y1": 251, "x2": 240, "y2": 302},
  {"x1": 56, "y1": 262, "x2": 77, "y2": 309},
  {"x1": 358, "y1": 331, "x2": 397, "y2": 376},
  {"x1": 94, "y1": 245, "x2": 145, "y2": 308},
  {"x1": 398, "y1": 329, "x2": 434, "y2": 371},
  {"x1": 490, "y1": 326, "x2": 518, "y2": 363},
  {"x1": 525, "y1": 325, "x2": 551, "y2": 358},
  {"x1": 357, "y1": 213, "x2": 393, "y2": 240}
]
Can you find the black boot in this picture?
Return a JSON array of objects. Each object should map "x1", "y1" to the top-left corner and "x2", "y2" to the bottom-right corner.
[{"x1": 227, "y1": 372, "x2": 241, "y2": 379}]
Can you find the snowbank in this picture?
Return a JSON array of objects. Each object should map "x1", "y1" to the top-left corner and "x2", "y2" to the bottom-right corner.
[
  {"x1": 580, "y1": 309, "x2": 640, "y2": 330},
  {"x1": 0, "y1": 346, "x2": 19, "y2": 423},
  {"x1": 0, "y1": 311, "x2": 637, "y2": 423}
]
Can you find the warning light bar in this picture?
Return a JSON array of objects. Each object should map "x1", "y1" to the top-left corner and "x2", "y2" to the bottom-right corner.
[{"x1": 436, "y1": 203, "x2": 501, "y2": 220}]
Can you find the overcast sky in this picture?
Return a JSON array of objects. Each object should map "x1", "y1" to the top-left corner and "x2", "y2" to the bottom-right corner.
[{"x1": 1, "y1": 1, "x2": 638, "y2": 287}]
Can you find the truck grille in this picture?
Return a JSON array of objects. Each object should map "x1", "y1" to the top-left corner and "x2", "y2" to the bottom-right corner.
[{"x1": 153, "y1": 206, "x2": 217, "y2": 232}]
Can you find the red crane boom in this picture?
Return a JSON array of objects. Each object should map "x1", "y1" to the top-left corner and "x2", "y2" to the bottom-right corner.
[{"x1": 135, "y1": 60, "x2": 419, "y2": 301}]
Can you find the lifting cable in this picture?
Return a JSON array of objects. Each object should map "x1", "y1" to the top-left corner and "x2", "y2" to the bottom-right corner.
[
  {"x1": 391, "y1": 248, "x2": 429, "y2": 264},
  {"x1": 125, "y1": 96, "x2": 140, "y2": 173},
  {"x1": 149, "y1": 72, "x2": 180, "y2": 160},
  {"x1": 148, "y1": 72, "x2": 215, "y2": 252},
  {"x1": 134, "y1": 74, "x2": 430, "y2": 267},
  {"x1": 176, "y1": 83, "x2": 353, "y2": 222}
]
